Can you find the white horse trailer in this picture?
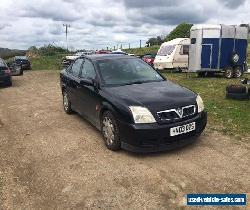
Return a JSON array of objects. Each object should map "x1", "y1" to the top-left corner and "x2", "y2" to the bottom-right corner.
[
  {"x1": 188, "y1": 24, "x2": 248, "y2": 78},
  {"x1": 154, "y1": 38, "x2": 190, "y2": 70}
]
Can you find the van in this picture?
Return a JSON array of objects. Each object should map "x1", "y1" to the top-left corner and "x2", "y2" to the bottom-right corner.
[
  {"x1": 154, "y1": 38, "x2": 190, "y2": 70},
  {"x1": 188, "y1": 24, "x2": 248, "y2": 78}
]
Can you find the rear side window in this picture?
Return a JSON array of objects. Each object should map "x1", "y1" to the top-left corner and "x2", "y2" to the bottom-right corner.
[
  {"x1": 70, "y1": 58, "x2": 84, "y2": 77},
  {"x1": 81, "y1": 59, "x2": 96, "y2": 79}
]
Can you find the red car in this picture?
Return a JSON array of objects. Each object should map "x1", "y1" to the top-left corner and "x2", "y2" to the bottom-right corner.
[
  {"x1": 95, "y1": 50, "x2": 111, "y2": 54},
  {"x1": 142, "y1": 53, "x2": 156, "y2": 66}
]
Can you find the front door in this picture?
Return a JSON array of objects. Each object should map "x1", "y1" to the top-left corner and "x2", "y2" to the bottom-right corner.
[
  {"x1": 201, "y1": 44, "x2": 212, "y2": 69},
  {"x1": 77, "y1": 59, "x2": 100, "y2": 125}
]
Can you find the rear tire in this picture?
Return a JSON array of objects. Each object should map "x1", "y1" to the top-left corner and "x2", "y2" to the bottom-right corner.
[
  {"x1": 233, "y1": 66, "x2": 243, "y2": 78},
  {"x1": 101, "y1": 111, "x2": 121, "y2": 151},
  {"x1": 63, "y1": 91, "x2": 73, "y2": 114},
  {"x1": 224, "y1": 67, "x2": 234, "y2": 79}
]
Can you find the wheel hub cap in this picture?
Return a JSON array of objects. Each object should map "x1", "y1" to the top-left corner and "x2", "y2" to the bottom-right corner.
[
  {"x1": 102, "y1": 117, "x2": 114, "y2": 145},
  {"x1": 63, "y1": 94, "x2": 69, "y2": 110}
]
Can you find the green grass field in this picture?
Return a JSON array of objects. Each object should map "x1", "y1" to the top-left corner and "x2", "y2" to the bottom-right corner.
[
  {"x1": 30, "y1": 53, "x2": 68, "y2": 70},
  {"x1": 163, "y1": 72, "x2": 250, "y2": 140}
]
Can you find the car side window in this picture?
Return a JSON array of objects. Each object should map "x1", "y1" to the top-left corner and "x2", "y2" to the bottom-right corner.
[
  {"x1": 70, "y1": 58, "x2": 84, "y2": 77},
  {"x1": 81, "y1": 59, "x2": 96, "y2": 79}
]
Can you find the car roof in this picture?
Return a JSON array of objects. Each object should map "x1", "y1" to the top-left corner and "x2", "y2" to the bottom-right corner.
[{"x1": 80, "y1": 54, "x2": 134, "y2": 61}]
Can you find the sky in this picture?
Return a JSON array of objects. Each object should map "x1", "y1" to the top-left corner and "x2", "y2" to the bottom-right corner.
[{"x1": 0, "y1": 0, "x2": 249, "y2": 50}]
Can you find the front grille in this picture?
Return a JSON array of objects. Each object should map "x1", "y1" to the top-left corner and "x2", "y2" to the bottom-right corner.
[{"x1": 157, "y1": 105, "x2": 197, "y2": 124}]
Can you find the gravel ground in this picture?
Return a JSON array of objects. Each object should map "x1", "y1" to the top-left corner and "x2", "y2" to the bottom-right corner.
[{"x1": 0, "y1": 71, "x2": 249, "y2": 210}]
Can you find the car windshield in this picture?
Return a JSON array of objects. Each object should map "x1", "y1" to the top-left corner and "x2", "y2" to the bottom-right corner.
[
  {"x1": 15, "y1": 56, "x2": 28, "y2": 60},
  {"x1": 157, "y1": 45, "x2": 175, "y2": 56},
  {"x1": 96, "y1": 58, "x2": 164, "y2": 86}
]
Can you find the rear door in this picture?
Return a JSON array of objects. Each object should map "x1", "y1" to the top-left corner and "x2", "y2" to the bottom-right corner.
[
  {"x1": 65, "y1": 58, "x2": 84, "y2": 112},
  {"x1": 201, "y1": 44, "x2": 212, "y2": 69}
]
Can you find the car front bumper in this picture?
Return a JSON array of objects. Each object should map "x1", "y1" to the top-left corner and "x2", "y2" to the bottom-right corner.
[{"x1": 117, "y1": 111, "x2": 207, "y2": 153}]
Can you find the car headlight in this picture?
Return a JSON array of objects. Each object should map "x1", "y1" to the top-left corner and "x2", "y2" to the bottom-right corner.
[
  {"x1": 129, "y1": 106, "x2": 156, "y2": 124},
  {"x1": 196, "y1": 95, "x2": 204, "y2": 113}
]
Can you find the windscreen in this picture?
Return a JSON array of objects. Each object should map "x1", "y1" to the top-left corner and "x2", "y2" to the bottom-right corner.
[
  {"x1": 96, "y1": 58, "x2": 164, "y2": 86},
  {"x1": 157, "y1": 45, "x2": 175, "y2": 56}
]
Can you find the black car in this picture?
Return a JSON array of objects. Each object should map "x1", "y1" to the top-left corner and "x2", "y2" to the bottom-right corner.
[
  {"x1": 14, "y1": 56, "x2": 31, "y2": 70},
  {"x1": 0, "y1": 58, "x2": 12, "y2": 87},
  {"x1": 60, "y1": 54, "x2": 207, "y2": 152}
]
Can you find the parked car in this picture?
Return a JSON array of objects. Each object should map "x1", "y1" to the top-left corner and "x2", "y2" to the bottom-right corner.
[
  {"x1": 110, "y1": 49, "x2": 127, "y2": 55},
  {"x1": 95, "y1": 50, "x2": 111, "y2": 54},
  {"x1": 62, "y1": 52, "x2": 95, "y2": 69},
  {"x1": 189, "y1": 24, "x2": 248, "y2": 78},
  {"x1": 142, "y1": 53, "x2": 156, "y2": 66},
  {"x1": 60, "y1": 54, "x2": 207, "y2": 153},
  {"x1": 14, "y1": 56, "x2": 31, "y2": 70},
  {"x1": 0, "y1": 58, "x2": 12, "y2": 87},
  {"x1": 154, "y1": 38, "x2": 190, "y2": 70}
]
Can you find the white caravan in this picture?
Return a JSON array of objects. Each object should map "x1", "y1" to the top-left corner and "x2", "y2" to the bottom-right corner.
[{"x1": 154, "y1": 38, "x2": 190, "y2": 70}]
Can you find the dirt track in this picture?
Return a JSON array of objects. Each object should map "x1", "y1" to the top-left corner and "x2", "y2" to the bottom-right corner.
[{"x1": 0, "y1": 71, "x2": 249, "y2": 210}]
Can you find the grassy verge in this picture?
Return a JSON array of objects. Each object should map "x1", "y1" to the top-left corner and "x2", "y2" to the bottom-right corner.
[
  {"x1": 162, "y1": 72, "x2": 250, "y2": 139},
  {"x1": 30, "y1": 53, "x2": 67, "y2": 70},
  {"x1": 124, "y1": 45, "x2": 160, "y2": 55}
]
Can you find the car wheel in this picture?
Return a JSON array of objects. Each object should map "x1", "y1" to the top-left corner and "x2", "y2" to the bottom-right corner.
[
  {"x1": 233, "y1": 66, "x2": 243, "y2": 78},
  {"x1": 224, "y1": 67, "x2": 234, "y2": 79},
  {"x1": 63, "y1": 91, "x2": 73, "y2": 114},
  {"x1": 5, "y1": 78, "x2": 12, "y2": 87},
  {"x1": 101, "y1": 111, "x2": 121, "y2": 151},
  {"x1": 19, "y1": 69, "x2": 24, "y2": 75}
]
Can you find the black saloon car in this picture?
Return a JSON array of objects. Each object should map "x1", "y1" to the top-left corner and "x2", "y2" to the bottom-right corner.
[
  {"x1": 14, "y1": 56, "x2": 31, "y2": 70},
  {"x1": 0, "y1": 58, "x2": 12, "y2": 87},
  {"x1": 60, "y1": 54, "x2": 207, "y2": 152}
]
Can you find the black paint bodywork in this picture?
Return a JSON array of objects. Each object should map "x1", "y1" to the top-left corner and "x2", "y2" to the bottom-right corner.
[{"x1": 60, "y1": 54, "x2": 207, "y2": 152}]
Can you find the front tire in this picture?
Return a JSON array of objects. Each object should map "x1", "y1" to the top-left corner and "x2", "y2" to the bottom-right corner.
[
  {"x1": 63, "y1": 91, "x2": 73, "y2": 114},
  {"x1": 101, "y1": 111, "x2": 121, "y2": 151},
  {"x1": 224, "y1": 67, "x2": 234, "y2": 79}
]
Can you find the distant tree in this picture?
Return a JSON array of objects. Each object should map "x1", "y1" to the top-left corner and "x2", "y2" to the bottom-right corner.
[
  {"x1": 165, "y1": 23, "x2": 193, "y2": 42},
  {"x1": 146, "y1": 36, "x2": 164, "y2": 47}
]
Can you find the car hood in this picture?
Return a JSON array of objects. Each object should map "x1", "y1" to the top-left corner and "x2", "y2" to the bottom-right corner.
[{"x1": 104, "y1": 80, "x2": 197, "y2": 113}]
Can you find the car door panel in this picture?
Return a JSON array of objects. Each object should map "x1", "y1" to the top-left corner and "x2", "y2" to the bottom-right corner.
[
  {"x1": 77, "y1": 59, "x2": 100, "y2": 126},
  {"x1": 64, "y1": 58, "x2": 84, "y2": 112}
]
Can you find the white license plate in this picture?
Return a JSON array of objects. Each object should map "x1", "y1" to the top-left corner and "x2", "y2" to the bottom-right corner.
[{"x1": 170, "y1": 122, "x2": 196, "y2": 137}]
